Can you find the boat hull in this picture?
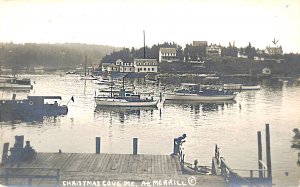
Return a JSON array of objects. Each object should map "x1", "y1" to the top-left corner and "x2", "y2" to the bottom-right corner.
[
  {"x1": 0, "y1": 83, "x2": 33, "y2": 89},
  {"x1": 164, "y1": 93, "x2": 236, "y2": 101},
  {"x1": 241, "y1": 85, "x2": 261, "y2": 90},
  {"x1": 95, "y1": 98, "x2": 158, "y2": 107}
]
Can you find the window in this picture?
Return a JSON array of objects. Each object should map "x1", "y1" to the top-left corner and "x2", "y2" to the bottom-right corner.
[
  {"x1": 152, "y1": 68, "x2": 154, "y2": 71},
  {"x1": 144, "y1": 68, "x2": 146, "y2": 71},
  {"x1": 129, "y1": 68, "x2": 132, "y2": 71},
  {"x1": 148, "y1": 68, "x2": 150, "y2": 71}
]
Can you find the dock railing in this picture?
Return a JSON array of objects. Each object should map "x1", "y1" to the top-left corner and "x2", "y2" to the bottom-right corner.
[
  {"x1": 214, "y1": 124, "x2": 273, "y2": 186},
  {"x1": 220, "y1": 157, "x2": 271, "y2": 186},
  {"x1": 0, "y1": 167, "x2": 60, "y2": 186}
]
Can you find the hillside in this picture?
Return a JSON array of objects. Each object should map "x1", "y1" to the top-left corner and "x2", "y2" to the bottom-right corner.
[{"x1": 0, "y1": 43, "x2": 119, "y2": 70}]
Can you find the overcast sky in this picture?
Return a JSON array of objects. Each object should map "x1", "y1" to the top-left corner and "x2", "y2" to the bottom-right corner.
[{"x1": 0, "y1": 0, "x2": 299, "y2": 53}]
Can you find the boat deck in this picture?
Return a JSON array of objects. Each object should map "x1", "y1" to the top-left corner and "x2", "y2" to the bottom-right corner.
[{"x1": 0, "y1": 152, "x2": 226, "y2": 186}]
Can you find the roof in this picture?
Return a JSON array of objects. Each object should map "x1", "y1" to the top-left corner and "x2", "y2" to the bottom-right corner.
[
  {"x1": 27, "y1": 96, "x2": 62, "y2": 100},
  {"x1": 193, "y1": 41, "x2": 208, "y2": 46},
  {"x1": 159, "y1": 48, "x2": 176, "y2": 54},
  {"x1": 102, "y1": 63, "x2": 118, "y2": 67},
  {"x1": 125, "y1": 72, "x2": 147, "y2": 78},
  {"x1": 134, "y1": 59, "x2": 157, "y2": 66}
]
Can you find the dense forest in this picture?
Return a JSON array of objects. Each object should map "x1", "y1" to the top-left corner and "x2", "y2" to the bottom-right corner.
[{"x1": 0, "y1": 43, "x2": 118, "y2": 71}]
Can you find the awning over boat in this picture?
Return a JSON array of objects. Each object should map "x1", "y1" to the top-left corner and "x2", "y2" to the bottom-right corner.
[{"x1": 27, "y1": 96, "x2": 62, "y2": 100}]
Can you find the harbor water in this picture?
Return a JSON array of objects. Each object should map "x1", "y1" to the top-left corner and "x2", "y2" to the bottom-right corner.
[{"x1": 0, "y1": 74, "x2": 300, "y2": 186}]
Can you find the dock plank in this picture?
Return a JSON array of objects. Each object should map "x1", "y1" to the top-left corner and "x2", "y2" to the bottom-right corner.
[{"x1": 0, "y1": 152, "x2": 227, "y2": 187}]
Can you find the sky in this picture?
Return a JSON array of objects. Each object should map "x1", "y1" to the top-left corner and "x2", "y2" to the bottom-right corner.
[{"x1": 0, "y1": 0, "x2": 300, "y2": 53}]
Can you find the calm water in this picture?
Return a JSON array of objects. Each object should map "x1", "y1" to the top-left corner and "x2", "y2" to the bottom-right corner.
[{"x1": 1, "y1": 74, "x2": 300, "y2": 186}]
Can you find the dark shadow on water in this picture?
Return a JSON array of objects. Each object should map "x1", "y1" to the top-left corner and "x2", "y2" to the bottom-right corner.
[{"x1": 0, "y1": 112, "x2": 66, "y2": 123}]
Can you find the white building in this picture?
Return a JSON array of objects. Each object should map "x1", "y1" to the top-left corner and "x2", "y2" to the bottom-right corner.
[
  {"x1": 159, "y1": 48, "x2": 178, "y2": 63},
  {"x1": 115, "y1": 59, "x2": 135, "y2": 72},
  {"x1": 134, "y1": 59, "x2": 158, "y2": 73},
  {"x1": 266, "y1": 46, "x2": 283, "y2": 55},
  {"x1": 206, "y1": 44, "x2": 221, "y2": 56},
  {"x1": 102, "y1": 63, "x2": 119, "y2": 72},
  {"x1": 192, "y1": 41, "x2": 208, "y2": 47}
]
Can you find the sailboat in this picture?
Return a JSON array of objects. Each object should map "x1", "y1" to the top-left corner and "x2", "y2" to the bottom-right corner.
[
  {"x1": 94, "y1": 80, "x2": 158, "y2": 107},
  {"x1": 241, "y1": 69, "x2": 261, "y2": 90},
  {"x1": 94, "y1": 30, "x2": 158, "y2": 107},
  {"x1": 80, "y1": 56, "x2": 97, "y2": 80}
]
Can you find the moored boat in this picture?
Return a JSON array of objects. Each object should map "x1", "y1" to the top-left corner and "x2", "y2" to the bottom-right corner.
[
  {"x1": 164, "y1": 83, "x2": 236, "y2": 101},
  {"x1": 0, "y1": 77, "x2": 33, "y2": 90},
  {"x1": 182, "y1": 162, "x2": 212, "y2": 175},
  {"x1": 223, "y1": 83, "x2": 261, "y2": 90},
  {"x1": 95, "y1": 87, "x2": 158, "y2": 107},
  {"x1": 241, "y1": 85, "x2": 261, "y2": 90},
  {"x1": 0, "y1": 95, "x2": 68, "y2": 121}
]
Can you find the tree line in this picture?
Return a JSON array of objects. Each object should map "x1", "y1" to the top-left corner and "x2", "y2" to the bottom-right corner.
[
  {"x1": 0, "y1": 43, "x2": 118, "y2": 72},
  {"x1": 101, "y1": 41, "x2": 283, "y2": 64}
]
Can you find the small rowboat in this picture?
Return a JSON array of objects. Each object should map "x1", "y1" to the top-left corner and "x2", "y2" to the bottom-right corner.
[{"x1": 182, "y1": 162, "x2": 212, "y2": 175}]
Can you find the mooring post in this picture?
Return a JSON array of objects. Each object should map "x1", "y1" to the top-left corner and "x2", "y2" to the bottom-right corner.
[
  {"x1": 265, "y1": 124, "x2": 272, "y2": 184},
  {"x1": 1, "y1": 143, "x2": 9, "y2": 165},
  {"x1": 56, "y1": 169, "x2": 60, "y2": 187},
  {"x1": 96, "y1": 137, "x2": 101, "y2": 154},
  {"x1": 257, "y1": 131, "x2": 263, "y2": 178},
  {"x1": 133, "y1": 138, "x2": 138, "y2": 155},
  {"x1": 159, "y1": 92, "x2": 162, "y2": 102},
  {"x1": 173, "y1": 138, "x2": 177, "y2": 154}
]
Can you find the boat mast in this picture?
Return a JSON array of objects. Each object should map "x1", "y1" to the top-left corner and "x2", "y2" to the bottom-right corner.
[
  {"x1": 143, "y1": 30, "x2": 146, "y2": 59},
  {"x1": 122, "y1": 61, "x2": 125, "y2": 90},
  {"x1": 84, "y1": 56, "x2": 87, "y2": 77}
]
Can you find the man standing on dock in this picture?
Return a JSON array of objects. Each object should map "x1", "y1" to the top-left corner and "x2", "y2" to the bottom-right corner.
[{"x1": 171, "y1": 134, "x2": 187, "y2": 156}]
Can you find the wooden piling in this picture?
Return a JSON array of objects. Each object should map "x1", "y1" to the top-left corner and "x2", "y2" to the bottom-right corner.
[
  {"x1": 159, "y1": 92, "x2": 162, "y2": 102},
  {"x1": 1, "y1": 143, "x2": 9, "y2": 165},
  {"x1": 96, "y1": 137, "x2": 101, "y2": 154},
  {"x1": 257, "y1": 131, "x2": 263, "y2": 178},
  {"x1": 173, "y1": 138, "x2": 176, "y2": 154},
  {"x1": 133, "y1": 138, "x2": 138, "y2": 155},
  {"x1": 265, "y1": 124, "x2": 272, "y2": 181}
]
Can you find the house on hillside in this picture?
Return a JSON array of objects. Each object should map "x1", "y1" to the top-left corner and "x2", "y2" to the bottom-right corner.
[
  {"x1": 265, "y1": 46, "x2": 283, "y2": 55},
  {"x1": 115, "y1": 59, "x2": 135, "y2": 73},
  {"x1": 159, "y1": 48, "x2": 178, "y2": 63},
  {"x1": 206, "y1": 44, "x2": 221, "y2": 56},
  {"x1": 193, "y1": 41, "x2": 208, "y2": 47},
  {"x1": 134, "y1": 59, "x2": 158, "y2": 73}
]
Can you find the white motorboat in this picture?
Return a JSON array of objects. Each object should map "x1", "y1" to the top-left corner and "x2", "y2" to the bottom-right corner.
[{"x1": 164, "y1": 83, "x2": 236, "y2": 101}]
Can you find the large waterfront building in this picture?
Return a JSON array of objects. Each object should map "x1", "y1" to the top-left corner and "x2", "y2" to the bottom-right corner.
[
  {"x1": 134, "y1": 59, "x2": 158, "y2": 73},
  {"x1": 115, "y1": 59, "x2": 135, "y2": 73},
  {"x1": 158, "y1": 48, "x2": 178, "y2": 63}
]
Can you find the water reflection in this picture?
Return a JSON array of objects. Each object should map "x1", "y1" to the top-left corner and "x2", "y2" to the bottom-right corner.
[
  {"x1": 163, "y1": 100, "x2": 236, "y2": 112},
  {"x1": 94, "y1": 106, "x2": 158, "y2": 123}
]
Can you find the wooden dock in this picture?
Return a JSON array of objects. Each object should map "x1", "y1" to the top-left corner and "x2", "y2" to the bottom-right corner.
[{"x1": 0, "y1": 152, "x2": 226, "y2": 186}]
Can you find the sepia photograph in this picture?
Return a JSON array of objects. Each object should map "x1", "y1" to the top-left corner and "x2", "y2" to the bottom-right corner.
[{"x1": 0, "y1": 0, "x2": 300, "y2": 186}]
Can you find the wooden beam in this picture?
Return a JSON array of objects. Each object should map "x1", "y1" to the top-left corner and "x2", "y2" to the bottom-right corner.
[
  {"x1": 133, "y1": 138, "x2": 138, "y2": 155},
  {"x1": 257, "y1": 131, "x2": 263, "y2": 178},
  {"x1": 265, "y1": 124, "x2": 272, "y2": 181},
  {"x1": 96, "y1": 137, "x2": 101, "y2": 154}
]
